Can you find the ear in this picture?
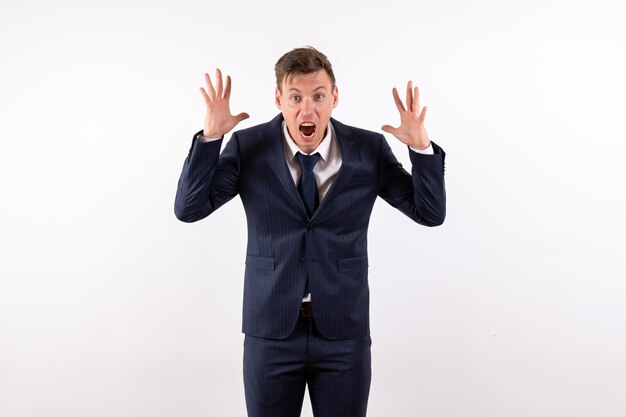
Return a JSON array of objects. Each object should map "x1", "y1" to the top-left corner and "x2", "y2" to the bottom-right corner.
[
  {"x1": 275, "y1": 87, "x2": 282, "y2": 109},
  {"x1": 332, "y1": 85, "x2": 339, "y2": 108}
]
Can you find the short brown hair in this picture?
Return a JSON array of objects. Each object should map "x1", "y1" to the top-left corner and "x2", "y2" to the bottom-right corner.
[{"x1": 275, "y1": 46, "x2": 336, "y2": 92}]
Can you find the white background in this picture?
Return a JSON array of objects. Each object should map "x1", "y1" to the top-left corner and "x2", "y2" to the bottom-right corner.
[{"x1": 1, "y1": 0, "x2": 625, "y2": 416}]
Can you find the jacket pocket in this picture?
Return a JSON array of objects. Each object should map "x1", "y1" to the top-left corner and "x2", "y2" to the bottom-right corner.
[
  {"x1": 245, "y1": 254, "x2": 275, "y2": 271},
  {"x1": 337, "y1": 256, "x2": 369, "y2": 272}
]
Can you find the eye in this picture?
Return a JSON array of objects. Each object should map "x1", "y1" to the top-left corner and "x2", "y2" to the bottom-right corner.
[
  {"x1": 290, "y1": 96, "x2": 301, "y2": 102},
  {"x1": 315, "y1": 94, "x2": 324, "y2": 101}
]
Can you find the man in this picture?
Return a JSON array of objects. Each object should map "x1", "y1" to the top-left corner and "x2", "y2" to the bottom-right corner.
[{"x1": 175, "y1": 46, "x2": 446, "y2": 417}]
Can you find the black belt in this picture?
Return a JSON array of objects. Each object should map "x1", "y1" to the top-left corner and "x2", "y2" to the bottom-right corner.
[{"x1": 300, "y1": 301, "x2": 313, "y2": 318}]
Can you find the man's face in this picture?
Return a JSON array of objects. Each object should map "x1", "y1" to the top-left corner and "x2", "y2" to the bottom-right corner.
[{"x1": 275, "y1": 70, "x2": 338, "y2": 154}]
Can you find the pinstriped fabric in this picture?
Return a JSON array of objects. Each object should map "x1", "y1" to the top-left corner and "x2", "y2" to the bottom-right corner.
[
  {"x1": 244, "y1": 317, "x2": 371, "y2": 417},
  {"x1": 176, "y1": 113, "x2": 445, "y2": 416},
  {"x1": 175, "y1": 113, "x2": 446, "y2": 341}
]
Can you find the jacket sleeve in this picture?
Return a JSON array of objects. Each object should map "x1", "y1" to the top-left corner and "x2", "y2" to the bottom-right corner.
[
  {"x1": 377, "y1": 136, "x2": 446, "y2": 226},
  {"x1": 174, "y1": 130, "x2": 241, "y2": 222}
]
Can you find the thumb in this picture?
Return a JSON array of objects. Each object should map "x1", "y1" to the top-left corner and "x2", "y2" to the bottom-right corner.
[
  {"x1": 381, "y1": 125, "x2": 397, "y2": 135},
  {"x1": 235, "y1": 112, "x2": 250, "y2": 123}
]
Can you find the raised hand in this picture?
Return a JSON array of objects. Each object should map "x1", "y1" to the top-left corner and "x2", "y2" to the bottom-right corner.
[
  {"x1": 200, "y1": 69, "x2": 250, "y2": 137},
  {"x1": 381, "y1": 81, "x2": 430, "y2": 150}
]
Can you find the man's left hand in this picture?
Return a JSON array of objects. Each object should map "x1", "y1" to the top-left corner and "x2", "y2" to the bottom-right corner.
[{"x1": 382, "y1": 81, "x2": 430, "y2": 150}]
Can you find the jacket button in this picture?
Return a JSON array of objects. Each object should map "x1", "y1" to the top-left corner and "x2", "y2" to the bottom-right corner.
[
  {"x1": 301, "y1": 257, "x2": 308, "y2": 265},
  {"x1": 307, "y1": 225, "x2": 314, "y2": 231}
]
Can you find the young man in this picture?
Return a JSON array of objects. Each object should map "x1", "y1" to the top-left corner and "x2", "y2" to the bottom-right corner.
[{"x1": 175, "y1": 46, "x2": 446, "y2": 417}]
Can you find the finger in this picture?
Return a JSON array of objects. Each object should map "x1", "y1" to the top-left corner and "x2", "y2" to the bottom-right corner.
[
  {"x1": 392, "y1": 88, "x2": 406, "y2": 113},
  {"x1": 224, "y1": 75, "x2": 232, "y2": 100},
  {"x1": 235, "y1": 112, "x2": 250, "y2": 123},
  {"x1": 413, "y1": 86, "x2": 420, "y2": 113},
  {"x1": 406, "y1": 81, "x2": 413, "y2": 113},
  {"x1": 199, "y1": 87, "x2": 210, "y2": 104},
  {"x1": 215, "y1": 68, "x2": 223, "y2": 97},
  {"x1": 419, "y1": 106, "x2": 428, "y2": 122},
  {"x1": 204, "y1": 73, "x2": 216, "y2": 99}
]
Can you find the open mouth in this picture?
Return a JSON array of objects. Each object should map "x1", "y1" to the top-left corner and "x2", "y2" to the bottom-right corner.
[{"x1": 299, "y1": 122, "x2": 316, "y2": 138}]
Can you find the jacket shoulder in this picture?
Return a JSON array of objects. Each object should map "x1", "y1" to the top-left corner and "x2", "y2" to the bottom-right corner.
[
  {"x1": 332, "y1": 118, "x2": 381, "y2": 138},
  {"x1": 233, "y1": 114, "x2": 283, "y2": 139},
  {"x1": 233, "y1": 121, "x2": 269, "y2": 137},
  {"x1": 331, "y1": 118, "x2": 384, "y2": 153}
]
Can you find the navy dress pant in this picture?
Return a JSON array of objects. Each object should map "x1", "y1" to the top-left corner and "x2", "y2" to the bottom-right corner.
[{"x1": 243, "y1": 315, "x2": 372, "y2": 417}]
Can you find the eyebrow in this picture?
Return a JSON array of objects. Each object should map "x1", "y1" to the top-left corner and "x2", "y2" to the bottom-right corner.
[{"x1": 288, "y1": 86, "x2": 328, "y2": 92}]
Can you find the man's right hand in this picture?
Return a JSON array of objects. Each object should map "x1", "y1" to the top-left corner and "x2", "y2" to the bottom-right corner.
[{"x1": 200, "y1": 69, "x2": 250, "y2": 138}]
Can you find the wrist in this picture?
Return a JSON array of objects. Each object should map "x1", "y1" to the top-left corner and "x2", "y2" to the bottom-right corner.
[
  {"x1": 411, "y1": 140, "x2": 431, "y2": 150},
  {"x1": 203, "y1": 130, "x2": 224, "y2": 138}
]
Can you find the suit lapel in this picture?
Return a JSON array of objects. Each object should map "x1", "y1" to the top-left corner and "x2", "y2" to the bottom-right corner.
[
  {"x1": 261, "y1": 114, "x2": 309, "y2": 215},
  {"x1": 312, "y1": 118, "x2": 359, "y2": 219}
]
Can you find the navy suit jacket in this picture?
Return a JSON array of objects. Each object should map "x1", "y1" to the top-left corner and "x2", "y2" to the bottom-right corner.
[{"x1": 175, "y1": 114, "x2": 446, "y2": 340}]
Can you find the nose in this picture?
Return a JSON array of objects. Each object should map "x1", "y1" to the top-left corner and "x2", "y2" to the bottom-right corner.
[{"x1": 300, "y1": 97, "x2": 314, "y2": 114}]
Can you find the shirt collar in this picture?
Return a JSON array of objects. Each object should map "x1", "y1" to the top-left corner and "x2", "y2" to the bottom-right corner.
[{"x1": 282, "y1": 121, "x2": 333, "y2": 163}]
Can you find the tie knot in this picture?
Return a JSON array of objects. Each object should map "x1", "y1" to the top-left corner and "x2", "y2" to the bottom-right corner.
[{"x1": 296, "y1": 152, "x2": 320, "y2": 172}]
